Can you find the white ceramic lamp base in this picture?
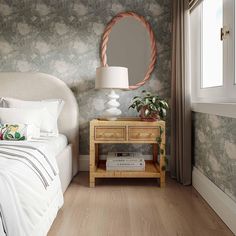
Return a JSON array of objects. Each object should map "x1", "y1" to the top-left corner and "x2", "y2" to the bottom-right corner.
[{"x1": 103, "y1": 90, "x2": 121, "y2": 120}]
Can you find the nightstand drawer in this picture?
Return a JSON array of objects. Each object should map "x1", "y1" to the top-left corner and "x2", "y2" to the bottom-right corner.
[
  {"x1": 128, "y1": 127, "x2": 160, "y2": 141},
  {"x1": 95, "y1": 127, "x2": 126, "y2": 141}
]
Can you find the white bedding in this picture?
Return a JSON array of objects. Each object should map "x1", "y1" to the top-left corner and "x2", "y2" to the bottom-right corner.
[
  {"x1": 0, "y1": 134, "x2": 68, "y2": 157},
  {"x1": 0, "y1": 135, "x2": 65, "y2": 236},
  {"x1": 28, "y1": 134, "x2": 68, "y2": 157}
]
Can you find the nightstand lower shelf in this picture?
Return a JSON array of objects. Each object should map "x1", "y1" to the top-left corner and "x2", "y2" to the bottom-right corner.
[{"x1": 92, "y1": 160, "x2": 161, "y2": 179}]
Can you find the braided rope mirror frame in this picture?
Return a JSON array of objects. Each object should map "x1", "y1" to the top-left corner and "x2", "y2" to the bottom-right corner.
[{"x1": 100, "y1": 11, "x2": 157, "y2": 90}]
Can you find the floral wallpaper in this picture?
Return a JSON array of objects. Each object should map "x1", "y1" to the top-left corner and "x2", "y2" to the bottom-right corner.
[
  {"x1": 193, "y1": 112, "x2": 236, "y2": 203},
  {"x1": 0, "y1": 0, "x2": 172, "y2": 155}
]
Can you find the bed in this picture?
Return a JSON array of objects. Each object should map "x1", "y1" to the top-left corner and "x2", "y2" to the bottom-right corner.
[{"x1": 0, "y1": 72, "x2": 79, "y2": 236}]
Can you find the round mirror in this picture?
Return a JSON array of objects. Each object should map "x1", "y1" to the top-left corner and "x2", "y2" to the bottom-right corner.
[{"x1": 100, "y1": 12, "x2": 157, "y2": 90}]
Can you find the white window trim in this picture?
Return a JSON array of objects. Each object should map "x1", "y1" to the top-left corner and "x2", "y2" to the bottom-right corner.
[
  {"x1": 192, "y1": 102, "x2": 236, "y2": 118},
  {"x1": 190, "y1": 0, "x2": 236, "y2": 105}
]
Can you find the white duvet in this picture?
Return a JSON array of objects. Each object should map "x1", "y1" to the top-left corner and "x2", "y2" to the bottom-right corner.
[{"x1": 0, "y1": 140, "x2": 63, "y2": 236}]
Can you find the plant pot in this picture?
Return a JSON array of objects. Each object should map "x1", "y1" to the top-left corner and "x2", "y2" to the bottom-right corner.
[{"x1": 139, "y1": 107, "x2": 160, "y2": 121}]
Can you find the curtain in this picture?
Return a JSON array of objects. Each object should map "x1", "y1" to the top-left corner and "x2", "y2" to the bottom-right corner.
[{"x1": 170, "y1": 0, "x2": 192, "y2": 185}]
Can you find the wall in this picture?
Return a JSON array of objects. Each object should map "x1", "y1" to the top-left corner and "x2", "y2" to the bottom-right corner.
[
  {"x1": 193, "y1": 112, "x2": 236, "y2": 202},
  {"x1": 0, "y1": 0, "x2": 172, "y2": 155}
]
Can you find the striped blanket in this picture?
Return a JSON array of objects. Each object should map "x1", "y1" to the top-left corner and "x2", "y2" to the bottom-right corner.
[{"x1": 0, "y1": 143, "x2": 62, "y2": 236}]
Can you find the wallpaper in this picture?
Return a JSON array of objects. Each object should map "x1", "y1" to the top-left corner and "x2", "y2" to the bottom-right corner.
[
  {"x1": 193, "y1": 112, "x2": 236, "y2": 202},
  {"x1": 0, "y1": 0, "x2": 172, "y2": 155}
]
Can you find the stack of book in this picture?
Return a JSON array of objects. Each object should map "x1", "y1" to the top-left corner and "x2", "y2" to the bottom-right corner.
[{"x1": 106, "y1": 152, "x2": 145, "y2": 171}]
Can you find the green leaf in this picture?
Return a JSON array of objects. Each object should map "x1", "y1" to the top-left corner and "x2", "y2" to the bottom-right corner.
[
  {"x1": 156, "y1": 137, "x2": 162, "y2": 144},
  {"x1": 160, "y1": 100, "x2": 169, "y2": 108},
  {"x1": 128, "y1": 104, "x2": 135, "y2": 109},
  {"x1": 137, "y1": 104, "x2": 143, "y2": 112},
  {"x1": 159, "y1": 127, "x2": 164, "y2": 136},
  {"x1": 6, "y1": 134, "x2": 14, "y2": 140},
  {"x1": 132, "y1": 97, "x2": 142, "y2": 102},
  {"x1": 145, "y1": 98, "x2": 150, "y2": 105},
  {"x1": 161, "y1": 108, "x2": 166, "y2": 117},
  {"x1": 150, "y1": 104, "x2": 157, "y2": 111},
  {"x1": 15, "y1": 132, "x2": 21, "y2": 139}
]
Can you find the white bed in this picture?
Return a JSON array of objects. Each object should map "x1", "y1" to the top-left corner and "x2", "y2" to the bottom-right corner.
[
  {"x1": 0, "y1": 72, "x2": 79, "y2": 236},
  {"x1": 0, "y1": 72, "x2": 79, "y2": 191}
]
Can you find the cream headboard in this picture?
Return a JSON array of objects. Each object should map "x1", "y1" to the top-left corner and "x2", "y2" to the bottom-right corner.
[{"x1": 0, "y1": 72, "x2": 79, "y2": 174}]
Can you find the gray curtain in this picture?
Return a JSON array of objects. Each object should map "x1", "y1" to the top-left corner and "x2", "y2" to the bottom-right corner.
[{"x1": 170, "y1": 0, "x2": 192, "y2": 185}]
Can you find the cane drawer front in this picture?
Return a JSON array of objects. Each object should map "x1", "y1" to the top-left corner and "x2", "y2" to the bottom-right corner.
[
  {"x1": 95, "y1": 126, "x2": 126, "y2": 141},
  {"x1": 128, "y1": 127, "x2": 160, "y2": 141}
]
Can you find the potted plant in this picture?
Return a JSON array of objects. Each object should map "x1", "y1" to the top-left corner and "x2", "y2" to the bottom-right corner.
[{"x1": 129, "y1": 90, "x2": 169, "y2": 121}]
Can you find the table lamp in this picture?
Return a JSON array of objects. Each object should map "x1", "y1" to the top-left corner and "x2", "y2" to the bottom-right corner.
[{"x1": 95, "y1": 66, "x2": 129, "y2": 120}]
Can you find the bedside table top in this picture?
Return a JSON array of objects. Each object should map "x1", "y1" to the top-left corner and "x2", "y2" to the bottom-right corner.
[{"x1": 90, "y1": 117, "x2": 165, "y2": 126}]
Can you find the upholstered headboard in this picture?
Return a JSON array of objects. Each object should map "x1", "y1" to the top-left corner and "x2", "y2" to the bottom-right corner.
[{"x1": 0, "y1": 72, "x2": 79, "y2": 174}]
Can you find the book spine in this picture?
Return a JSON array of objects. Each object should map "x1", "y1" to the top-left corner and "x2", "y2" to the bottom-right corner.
[
  {"x1": 106, "y1": 162, "x2": 145, "y2": 167},
  {"x1": 106, "y1": 161, "x2": 145, "y2": 164},
  {"x1": 106, "y1": 166, "x2": 145, "y2": 171},
  {"x1": 107, "y1": 157, "x2": 142, "y2": 160},
  {"x1": 106, "y1": 160, "x2": 144, "y2": 164},
  {"x1": 106, "y1": 163, "x2": 144, "y2": 166}
]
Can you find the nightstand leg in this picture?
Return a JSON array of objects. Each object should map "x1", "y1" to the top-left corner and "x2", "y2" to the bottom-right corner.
[
  {"x1": 89, "y1": 123, "x2": 96, "y2": 187},
  {"x1": 95, "y1": 144, "x2": 99, "y2": 166},
  {"x1": 159, "y1": 128, "x2": 166, "y2": 188},
  {"x1": 90, "y1": 177, "x2": 95, "y2": 188},
  {"x1": 160, "y1": 154, "x2": 166, "y2": 188},
  {"x1": 153, "y1": 143, "x2": 158, "y2": 163},
  {"x1": 160, "y1": 176, "x2": 165, "y2": 188}
]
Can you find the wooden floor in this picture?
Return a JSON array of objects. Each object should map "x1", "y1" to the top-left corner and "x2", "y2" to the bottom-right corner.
[{"x1": 48, "y1": 172, "x2": 233, "y2": 236}]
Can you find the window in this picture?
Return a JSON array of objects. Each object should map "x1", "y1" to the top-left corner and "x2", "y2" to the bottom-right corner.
[
  {"x1": 202, "y1": 0, "x2": 223, "y2": 88},
  {"x1": 190, "y1": 0, "x2": 236, "y2": 102}
]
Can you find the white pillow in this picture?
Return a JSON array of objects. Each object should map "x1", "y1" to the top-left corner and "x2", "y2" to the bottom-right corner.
[
  {"x1": 1, "y1": 97, "x2": 64, "y2": 136},
  {"x1": 0, "y1": 108, "x2": 42, "y2": 138},
  {"x1": 25, "y1": 124, "x2": 40, "y2": 139}
]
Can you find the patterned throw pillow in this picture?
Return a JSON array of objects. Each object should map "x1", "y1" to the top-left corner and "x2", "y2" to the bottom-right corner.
[{"x1": 0, "y1": 124, "x2": 27, "y2": 141}]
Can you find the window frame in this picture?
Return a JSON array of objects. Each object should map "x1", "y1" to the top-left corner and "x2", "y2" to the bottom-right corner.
[{"x1": 190, "y1": 0, "x2": 236, "y2": 103}]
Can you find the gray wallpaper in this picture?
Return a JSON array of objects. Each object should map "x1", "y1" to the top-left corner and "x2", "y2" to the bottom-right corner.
[
  {"x1": 193, "y1": 112, "x2": 236, "y2": 203},
  {"x1": 0, "y1": 0, "x2": 172, "y2": 155}
]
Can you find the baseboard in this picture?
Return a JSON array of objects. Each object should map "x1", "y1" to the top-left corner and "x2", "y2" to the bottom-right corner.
[
  {"x1": 78, "y1": 154, "x2": 170, "y2": 171},
  {"x1": 192, "y1": 167, "x2": 236, "y2": 235},
  {"x1": 78, "y1": 155, "x2": 90, "y2": 171}
]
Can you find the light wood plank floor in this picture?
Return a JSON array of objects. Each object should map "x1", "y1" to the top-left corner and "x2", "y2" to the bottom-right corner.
[{"x1": 48, "y1": 172, "x2": 233, "y2": 236}]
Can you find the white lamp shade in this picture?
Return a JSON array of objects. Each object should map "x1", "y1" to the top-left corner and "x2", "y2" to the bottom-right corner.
[{"x1": 95, "y1": 66, "x2": 129, "y2": 89}]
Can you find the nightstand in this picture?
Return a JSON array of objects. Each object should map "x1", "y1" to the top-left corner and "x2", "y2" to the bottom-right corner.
[{"x1": 89, "y1": 118, "x2": 166, "y2": 187}]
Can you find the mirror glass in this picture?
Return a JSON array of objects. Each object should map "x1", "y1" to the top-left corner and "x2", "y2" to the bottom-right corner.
[{"x1": 106, "y1": 17, "x2": 152, "y2": 87}]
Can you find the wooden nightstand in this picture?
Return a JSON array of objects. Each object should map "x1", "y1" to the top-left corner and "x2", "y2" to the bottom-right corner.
[{"x1": 89, "y1": 118, "x2": 166, "y2": 187}]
